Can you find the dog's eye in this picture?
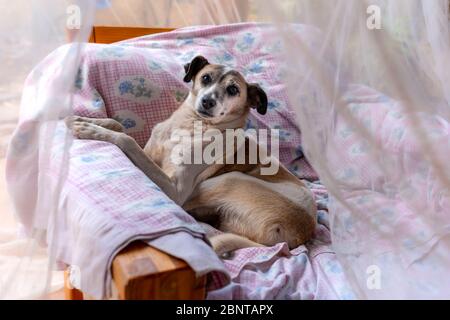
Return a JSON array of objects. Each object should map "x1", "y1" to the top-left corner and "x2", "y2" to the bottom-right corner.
[
  {"x1": 201, "y1": 74, "x2": 212, "y2": 85},
  {"x1": 226, "y1": 85, "x2": 239, "y2": 96}
]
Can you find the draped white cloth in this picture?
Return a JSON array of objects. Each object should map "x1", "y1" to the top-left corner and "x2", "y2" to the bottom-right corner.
[{"x1": 1, "y1": 0, "x2": 450, "y2": 299}]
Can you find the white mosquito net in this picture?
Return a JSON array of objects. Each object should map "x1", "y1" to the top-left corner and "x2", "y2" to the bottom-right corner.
[{"x1": 1, "y1": 0, "x2": 449, "y2": 299}]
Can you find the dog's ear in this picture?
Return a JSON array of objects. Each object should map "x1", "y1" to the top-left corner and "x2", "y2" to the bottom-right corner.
[
  {"x1": 183, "y1": 56, "x2": 209, "y2": 83},
  {"x1": 247, "y1": 84, "x2": 268, "y2": 115}
]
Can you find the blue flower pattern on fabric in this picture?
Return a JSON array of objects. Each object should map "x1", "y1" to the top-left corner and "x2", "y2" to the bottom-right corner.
[
  {"x1": 272, "y1": 125, "x2": 291, "y2": 142},
  {"x1": 113, "y1": 115, "x2": 137, "y2": 129},
  {"x1": 289, "y1": 164, "x2": 300, "y2": 176},
  {"x1": 92, "y1": 92, "x2": 104, "y2": 109},
  {"x1": 326, "y1": 260, "x2": 343, "y2": 274},
  {"x1": 236, "y1": 32, "x2": 256, "y2": 52},
  {"x1": 81, "y1": 155, "x2": 98, "y2": 163},
  {"x1": 151, "y1": 198, "x2": 173, "y2": 207},
  {"x1": 268, "y1": 99, "x2": 285, "y2": 111},
  {"x1": 177, "y1": 37, "x2": 195, "y2": 47},
  {"x1": 176, "y1": 50, "x2": 196, "y2": 64},
  {"x1": 244, "y1": 119, "x2": 258, "y2": 130},
  {"x1": 246, "y1": 60, "x2": 265, "y2": 74},
  {"x1": 122, "y1": 118, "x2": 137, "y2": 129},
  {"x1": 118, "y1": 78, "x2": 153, "y2": 98},
  {"x1": 97, "y1": 46, "x2": 126, "y2": 58},
  {"x1": 118, "y1": 81, "x2": 133, "y2": 95},
  {"x1": 173, "y1": 89, "x2": 189, "y2": 103},
  {"x1": 215, "y1": 51, "x2": 236, "y2": 67},
  {"x1": 148, "y1": 60, "x2": 163, "y2": 71},
  {"x1": 211, "y1": 36, "x2": 226, "y2": 47},
  {"x1": 294, "y1": 145, "x2": 304, "y2": 159},
  {"x1": 74, "y1": 67, "x2": 83, "y2": 90},
  {"x1": 99, "y1": 169, "x2": 130, "y2": 179}
]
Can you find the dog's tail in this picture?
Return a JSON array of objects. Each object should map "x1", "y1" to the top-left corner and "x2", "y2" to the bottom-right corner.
[{"x1": 209, "y1": 233, "x2": 265, "y2": 259}]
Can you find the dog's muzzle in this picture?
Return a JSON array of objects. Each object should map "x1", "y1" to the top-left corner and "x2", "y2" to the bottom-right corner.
[
  {"x1": 201, "y1": 97, "x2": 216, "y2": 110},
  {"x1": 198, "y1": 96, "x2": 216, "y2": 117}
]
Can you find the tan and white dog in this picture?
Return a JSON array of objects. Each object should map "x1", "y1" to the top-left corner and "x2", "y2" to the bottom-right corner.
[{"x1": 66, "y1": 56, "x2": 317, "y2": 258}]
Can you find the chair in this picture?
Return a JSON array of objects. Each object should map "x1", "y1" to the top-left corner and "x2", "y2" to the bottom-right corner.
[{"x1": 64, "y1": 26, "x2": 206, "y2": 300}]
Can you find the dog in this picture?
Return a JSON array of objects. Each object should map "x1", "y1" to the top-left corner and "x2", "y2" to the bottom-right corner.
[{"x1": 66, "y1": 56, "x2": 317, "y2": 258}]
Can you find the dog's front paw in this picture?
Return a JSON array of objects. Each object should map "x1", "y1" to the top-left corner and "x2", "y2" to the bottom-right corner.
[
  {"x1": 64, "y1": 116, "x2": 85, "y2": 129},
  {"x1": 64, "y1": 116, "x2": 124, "y2": 132},
  {"x1": 69, "y1": 120, "x2": 117, "y2": 143}
]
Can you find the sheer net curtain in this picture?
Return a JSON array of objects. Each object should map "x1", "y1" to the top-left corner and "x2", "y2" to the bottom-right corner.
[
  {"x1": 1, "y1": 0, "x2": 450, "y2": 299},
  {"x1": 0, "y1": 0, "x2": 94, "y2": 299},
  {"x1": 94, "y1": 0, "x2": 251, "y2": 26},
  {"x1": 265, "y1": 0, "x2": 450, "y2": 298},
  {"x1": 0, "y1": 0, "x2": 66, "y2": 299}
]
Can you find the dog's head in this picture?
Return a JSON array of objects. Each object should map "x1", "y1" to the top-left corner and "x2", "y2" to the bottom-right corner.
[{"x1": 183, "y1": 56, "x2": 268, "y2": 122}]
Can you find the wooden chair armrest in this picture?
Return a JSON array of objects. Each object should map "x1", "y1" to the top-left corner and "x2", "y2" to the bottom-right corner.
[
  {"x1": 111, "y1": 241, "x2": 206, "y2": 300},
  {"x1": 64, "y1": 241, "x2": 206, "y2": 300}
]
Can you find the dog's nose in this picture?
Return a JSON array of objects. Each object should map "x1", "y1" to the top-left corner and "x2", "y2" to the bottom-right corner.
[{"x1": 201, "y1": 97, "x2": 216, "y2": 110}]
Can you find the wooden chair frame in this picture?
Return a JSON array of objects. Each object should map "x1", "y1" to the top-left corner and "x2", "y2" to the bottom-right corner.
[{"x1": 64, "y1": 26, "x2": 206, "y2": 300}]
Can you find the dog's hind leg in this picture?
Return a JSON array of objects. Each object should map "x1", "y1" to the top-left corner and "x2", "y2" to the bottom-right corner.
[
  {"x1": 184, "y1": 172, "x2": 269, "y2": 257},
  {"x1": 209, "y1": 233, "x2": 264, "y2": 259}
]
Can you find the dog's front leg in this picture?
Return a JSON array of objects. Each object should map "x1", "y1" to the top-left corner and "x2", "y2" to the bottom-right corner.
[{"x1": 67, "y1": 120, "x2": 184, "y2": 205}]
